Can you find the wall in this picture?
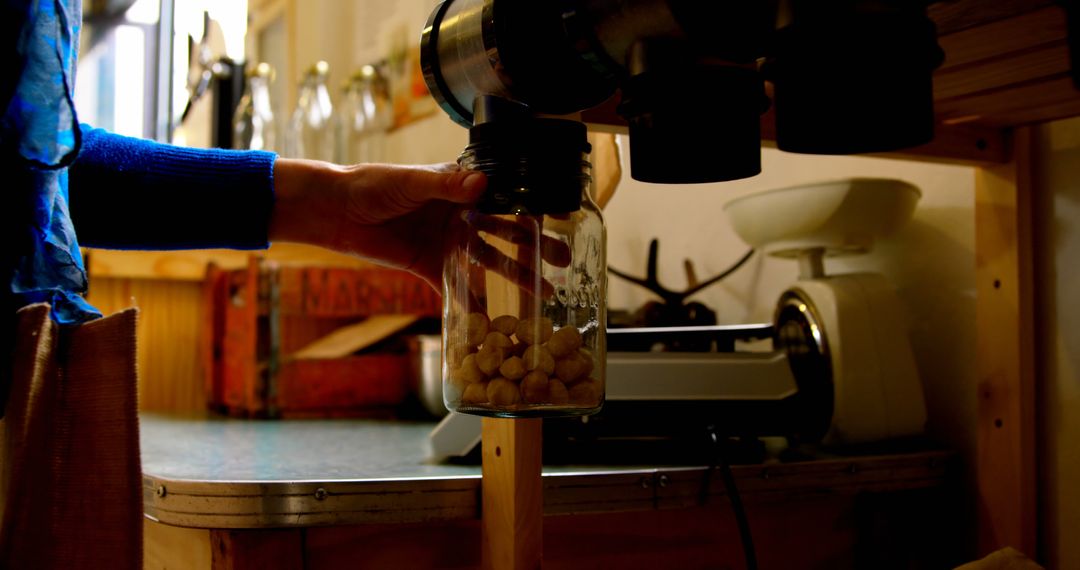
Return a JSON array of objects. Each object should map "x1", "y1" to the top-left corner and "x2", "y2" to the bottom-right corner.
[
  {"x1": 1033, "y1": 116, "x2": 1080, "y2": 569},
  {"x1": 284, "y1": 0, "x2": 469, "y2": 164},
  {"x1": 278, "y1": 0, "x2": 441, "y2": 139}
]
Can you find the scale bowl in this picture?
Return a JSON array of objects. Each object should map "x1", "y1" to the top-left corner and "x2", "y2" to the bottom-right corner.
[{"x1": 723, "y1": 178, "x2": 921, "y2": 257}]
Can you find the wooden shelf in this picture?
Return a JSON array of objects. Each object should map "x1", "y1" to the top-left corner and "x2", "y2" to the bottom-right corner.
[
  {"x1": 584, "y1": 0, "x2": 1077, "y2": 166},
  {"x1": 932, "y1": 1, "x2": 1076, "y2": 127}
]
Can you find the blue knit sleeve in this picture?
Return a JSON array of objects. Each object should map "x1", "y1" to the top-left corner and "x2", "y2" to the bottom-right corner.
[{"x1": 68, "y1": 125, "x2": 276, "y2": 250}]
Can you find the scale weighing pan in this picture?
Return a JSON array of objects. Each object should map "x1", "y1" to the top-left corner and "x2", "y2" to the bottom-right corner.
[{"x1": 723, "y1": 178, "x2": 920, "y2": 258}]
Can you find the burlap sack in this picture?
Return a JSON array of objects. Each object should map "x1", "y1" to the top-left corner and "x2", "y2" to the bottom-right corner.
[{"x1": 0, "y1": 303, "x2": 142, "y2": 569}]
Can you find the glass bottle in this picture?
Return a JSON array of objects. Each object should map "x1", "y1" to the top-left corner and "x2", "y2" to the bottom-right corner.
[
  {"x1": 442, "y1": 109, "x2": 606, "y2": 418},
  {"x1": 285, "y1": 61, "x2": 335, "y2": 161},
  {"x1": 339, "y1": 64, "x2": 392, "y2": 164},
  {"x1": 232, "y1": 62, "x2": 277, "y2": 151}
]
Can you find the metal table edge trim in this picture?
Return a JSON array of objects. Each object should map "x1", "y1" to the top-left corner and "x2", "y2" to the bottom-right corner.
[{"x1": 142, "y1": 450, "x2": 953, "y2": 529}]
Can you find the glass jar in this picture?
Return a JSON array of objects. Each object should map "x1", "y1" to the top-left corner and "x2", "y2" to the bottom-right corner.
[
  {"x1": 339, "y1": 64, "x2": 392, "y2": 164},
  {"x1": 232, "y1": 62, "x2": 277, "y2": 151},
  {"x1": 442, "y1": 116, "x2": 606, "y2": 418},
  {"x1": 285, "y1": 61, "x2": 336, "y2": 161}
]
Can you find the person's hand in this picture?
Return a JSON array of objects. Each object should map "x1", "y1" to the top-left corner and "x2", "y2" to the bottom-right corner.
[
  {"x1": 269, "y1": 159, "x2": 486, "y2": 289},
  {"x1": 270, "y1": 157, "x2": 572, "y2": 301}
]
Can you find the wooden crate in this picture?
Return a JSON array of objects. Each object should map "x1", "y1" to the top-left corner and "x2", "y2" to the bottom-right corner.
[{"x1": 203, "y1": 257, "x2": 441, "y2": 418}]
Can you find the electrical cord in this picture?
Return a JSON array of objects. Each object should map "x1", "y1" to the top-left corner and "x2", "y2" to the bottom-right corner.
[{"x1": 705, "y1": 427, "x2": 758, "y2": 570}]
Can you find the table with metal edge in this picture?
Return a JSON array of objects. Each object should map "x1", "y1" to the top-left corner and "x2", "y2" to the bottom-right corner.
[{"x1": 140, "y1": 413, "x2": 953, "y2": 530}]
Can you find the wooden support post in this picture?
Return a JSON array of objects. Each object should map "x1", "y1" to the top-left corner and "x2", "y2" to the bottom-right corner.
[
  {"x1": 481, "y1": 417, "x2": 543, "y2": 570},
  {"x1": 974, "y1": 126, "x2": 1037, "y2": 556}
]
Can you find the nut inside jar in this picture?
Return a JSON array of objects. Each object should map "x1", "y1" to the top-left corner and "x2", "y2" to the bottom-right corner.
[
  {"x1": 446, "y1": 311, "x2": 602, "y2": 414},
  {"x1": 442, "y1": 116, "x2": 605, "y2": 418}
]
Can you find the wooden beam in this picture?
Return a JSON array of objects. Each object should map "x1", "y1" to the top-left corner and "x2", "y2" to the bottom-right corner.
[
  {"x1": 86, "y1": 243, "x2": 372, "y2": 282},
  {"x1": 863, "y1": 123, "x2": 1008, "y2": 166},
  {"x1": 481, "y1": 418, "x2": 543, "y2": 570},
  {"x1": 974, "y1": 127, "x2": 1037, "y2": 557}
]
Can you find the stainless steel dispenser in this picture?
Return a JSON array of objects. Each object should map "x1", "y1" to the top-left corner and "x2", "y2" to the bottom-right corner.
[{"x1": 420, "y1": 0, "x2": 945, "y2": 183}]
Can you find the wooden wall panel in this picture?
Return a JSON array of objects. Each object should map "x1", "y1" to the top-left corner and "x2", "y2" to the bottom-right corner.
[{"x1": 87, "y1": 277, "x2": 206, "y2": 413}]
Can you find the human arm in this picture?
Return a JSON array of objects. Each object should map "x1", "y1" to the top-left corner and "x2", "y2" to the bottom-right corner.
[
  {"x1": 69, "y1": 125, "x2": 277, "y2": 250},
  {"x1": 67, "y1": 126, "x2": 485, "y2": 288}
]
